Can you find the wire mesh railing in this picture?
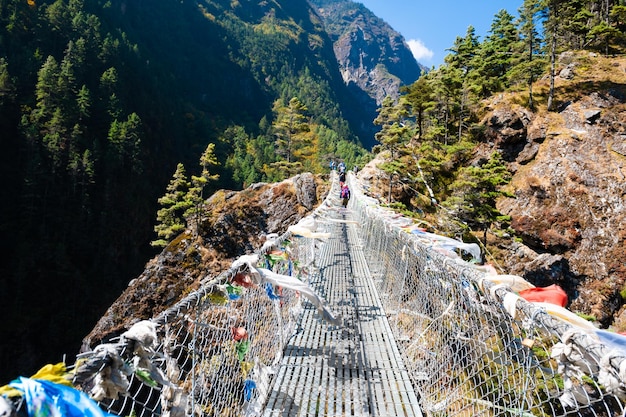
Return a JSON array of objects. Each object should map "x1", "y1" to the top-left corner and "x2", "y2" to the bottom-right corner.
[{"x1": 349, "y1": 173, "x2": 626, "y2": 417}]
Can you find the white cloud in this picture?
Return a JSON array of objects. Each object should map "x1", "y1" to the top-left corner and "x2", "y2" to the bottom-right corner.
[{"x1": 407, "y1": 39, "x2": 434, "y2": 63}]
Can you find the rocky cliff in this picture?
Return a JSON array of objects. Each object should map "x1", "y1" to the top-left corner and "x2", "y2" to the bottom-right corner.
[
  {"x1": 477, "y1": 52, "x2": 626, "y2": 328},
  {"x1": 311, "y1": 0, "x2": 421, "y2": 101}
]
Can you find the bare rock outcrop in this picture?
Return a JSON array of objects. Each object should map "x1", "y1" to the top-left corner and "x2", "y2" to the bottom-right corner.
[{"x1": 484, "y1": 62, "x2": 626, "y2": 326}]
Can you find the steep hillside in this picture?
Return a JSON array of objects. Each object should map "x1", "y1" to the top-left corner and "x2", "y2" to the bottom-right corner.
[{"x1": 82, "y1": 173, "x2": 329, "y2": 347}]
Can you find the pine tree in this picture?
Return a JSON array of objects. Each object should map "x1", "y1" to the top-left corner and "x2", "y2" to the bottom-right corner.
[
  {"x1": 272, "y1": 97, "x2": 311, "y2": 177},
  {"x1": 373, "y1": 96, "x2": 411, "y2": 157},
  {"x1": 33, "y1": 55, "x2": 60, "y2": 125},
  {"x1": 76, "y1": 84, "x2": 90, "y2": 120},
  {"x1": 152, "y1": 163, "x2": 192, "y2": 247},
  {"x1": 475, "y1": 9, "x2": 518, "y2": 96},
  {"x1": 543, "y1": 0, "x2": 559, "y2": 111},
  {"x1": 428, "y1": 65, "x2": 462, "y2": 144},
  {"x1": 106, "y1": 112, "x2": 142, "y2": 173},
  {"x1": 510, "y1": 0, "x2": 545, "y2": 109},
  {"x1": 373, "y1": 95, "x2": 414, "y2": 203},
  {"x1": 402, "y1": 76, "x2": 434, "y2": 140},
  {"x1": 187, "y1": 143, "x2": 220, "y2": 235},
  {"x1": 560, "y1": 0, "x2": 593, "y2": 49},
  {"x1": 0, "y1": 58, "x2": 15, "y2": 108},
  {"x1": 443, "y1": 152, "x2": 512, "y2": 246},
  {"x1": 446, "y1": 26, "x2": 480, "y2": 141}
]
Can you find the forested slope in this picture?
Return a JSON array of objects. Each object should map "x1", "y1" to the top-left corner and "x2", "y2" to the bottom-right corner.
[{"x1": 0, "y1": 0, "x2": 371, "y2": 381}]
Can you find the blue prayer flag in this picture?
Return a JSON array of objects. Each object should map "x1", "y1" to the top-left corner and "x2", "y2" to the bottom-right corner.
[{"x1": 10, "y1": 377, "x2": 118, "y2": 417}]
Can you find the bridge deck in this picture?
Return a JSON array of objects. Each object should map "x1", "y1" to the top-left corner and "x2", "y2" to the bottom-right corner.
[{"x1": 263, "y1": 206, "x2": 422, "y2": 417}]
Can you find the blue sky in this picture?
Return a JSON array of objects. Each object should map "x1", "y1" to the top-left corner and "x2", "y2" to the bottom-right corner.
[{"x1": 356, "y1": 1, "x2": 523, "y2": 68}]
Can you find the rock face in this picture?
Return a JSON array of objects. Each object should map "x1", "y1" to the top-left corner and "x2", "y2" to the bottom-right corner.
[
  {"x1": 82, "y1": 173, "x2": 328, "y2": 348},
  {"x1": 311, "y1": 0, "x2": 421, "y2": 104},
  {"x1": 309, "y1": 0, "x2": 421, "y2": 147},
  {"x1": 355, "y1": 53, "x2": 626, "y2": 330},
  {"x1": 480, "y1": 55, "x2": 626, "y2": 327}
]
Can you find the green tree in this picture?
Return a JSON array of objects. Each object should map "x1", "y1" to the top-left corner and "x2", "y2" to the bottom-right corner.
[
  {"x1": 106, "y1": 112, "x2": 142, "y2": 173},
  {"x1": 187, "y1": 143, "x2": 220, "y2": 235},
  {"x1": 587, "y1": 20, "x2": 623, "y2": 54},
  {"x1": 33, "y1": 55, "x2": 60, "y2": 124},
  {"x1": 0, "y1": 58, "x2": 16, "y2": 108},
  {"x1": 428, "y1": 65, "x2": 462, "y2": 144},
  {"x1": 542, "y1": 0, "x2": 566, "y2": 111},
  {"x1": 46, "y1": 0, "x2": 71, "y2": 34},
  {"x1": 152, "y1": 163, "x2": 192, "y2": 247},
  {"x1": 402, "y1": 76, "x2": 434, "y2": 140},
  {"x1": 76, "y1": 84, "x2": 90, "y2": 120},
  {"x1": 446, "y1": 26, "x2": 480, "y2": 74},
  {"x1": 443, "y1": 152, "x2": 512, "y2": 246},
  {"x1": 475, "y1": 9, "x2": 518, "y2": 96},
  {"x1": 272, "y1": 96, "x2": 311, "y2": 177},
  {"x1": 446, "y1": 26, "x2": 481, "y2": 141},
  {"x1": 373, "y1": 95, "x2": 414, "y2": 203},
  {"x1": 99, "y1": 67, "x2": 121, "y2": 119},
  {"x1": 225, "y1": 125, "x2": 256, "y2": 186},
  {"x1": 373, "y1": 96, "x2": 411, "y2": 158},
  {"x1": 560, "y1": 0, "x2": 593, "y2": 49},
  {"x1": 510, "y1": 0, "x2": 545, "y2": 109},
  {"x1": 42, "y1": 106, "x2": 68, "y2": 170},
  {"x1": 612, "y1": 5, "x2": 626, "y2": 34}
]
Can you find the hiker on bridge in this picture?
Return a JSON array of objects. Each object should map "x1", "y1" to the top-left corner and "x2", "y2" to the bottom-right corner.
[{"x1": 340, "y1": 184, "x2": 350, "y2": 208}]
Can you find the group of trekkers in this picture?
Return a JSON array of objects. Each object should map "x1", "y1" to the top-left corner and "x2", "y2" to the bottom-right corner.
[{"x1": 329, "y1": 160, "x2": 352, "y2": 208}]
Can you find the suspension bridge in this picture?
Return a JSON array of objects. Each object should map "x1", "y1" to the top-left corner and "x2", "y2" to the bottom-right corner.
[{"x1": 5, "y1": 172, "x2": 626, "y2": 417}]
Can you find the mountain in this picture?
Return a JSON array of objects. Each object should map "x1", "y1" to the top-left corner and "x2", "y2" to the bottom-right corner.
[
  {"x1": 310, "y1": 0, "x2": 421, "y2": 103},
  {"x1": 309, "y1": 0, "x2": 422, "y2": 147},
  {"x1": 0, "y1": 0, "x2": 419, "y2": 382}
]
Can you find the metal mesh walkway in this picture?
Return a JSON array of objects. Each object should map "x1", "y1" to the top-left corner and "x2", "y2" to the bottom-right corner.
[{"x1": 263, "y1": 206, "x2": 422, "y2": 417}]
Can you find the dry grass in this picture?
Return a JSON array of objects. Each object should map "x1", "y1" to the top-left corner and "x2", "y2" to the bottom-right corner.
[{"x1": 488, "y1": 52, "x2": 626, "y2": 118}]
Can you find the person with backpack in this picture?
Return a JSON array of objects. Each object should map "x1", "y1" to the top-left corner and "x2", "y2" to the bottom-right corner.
[{"x1": 340, "y1": 184, "x2": 350, "y2": 208}]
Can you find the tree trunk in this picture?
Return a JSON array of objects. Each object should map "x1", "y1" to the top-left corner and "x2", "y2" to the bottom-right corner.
[
  {"x1": 547, "y1": 3, "x2": 558, "y2": 112},
  {"x1": 458, "y1": 85, "x2": 466, "y2": 142},
  {"x1": 547, "y1": 32, "x2": 556, "y2": 111},
  {"x1": 528, "y1": 36, "x2": 534, "y2": 109}
]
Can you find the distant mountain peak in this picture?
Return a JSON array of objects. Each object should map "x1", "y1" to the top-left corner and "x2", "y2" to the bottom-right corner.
[{"x1": 309, "y1": 0, "x2": 421, "y2": 105}]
